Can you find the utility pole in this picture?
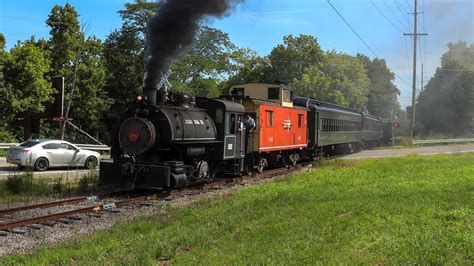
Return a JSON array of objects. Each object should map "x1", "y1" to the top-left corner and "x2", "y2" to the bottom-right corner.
[{"x1": 404, "y1": 0, "x2": 427, "y2": 142}]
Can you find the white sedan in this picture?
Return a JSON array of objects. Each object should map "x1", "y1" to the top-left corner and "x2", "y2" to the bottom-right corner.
[{"x1": 6, "y1": 140, "x2": 100, "y2": 171}]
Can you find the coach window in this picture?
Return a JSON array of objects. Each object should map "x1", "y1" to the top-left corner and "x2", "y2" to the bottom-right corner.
[
  {"x1": 268, "y1": 87, "x2": 280, "y2": 100},
  {"x1": 298, "y1": 114, "x2": 303, "y2": 128},
  {"x1": 266, "y1": 110, "x2": 273, "y2": 127}
]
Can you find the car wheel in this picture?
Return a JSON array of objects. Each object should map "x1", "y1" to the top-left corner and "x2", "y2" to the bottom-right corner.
[
  {"x1": 34, "y1": 157, "x2": 49, "y2": 171},
  {"x1": 84, "y1": 156, "x2": 98, "y2": 169}
]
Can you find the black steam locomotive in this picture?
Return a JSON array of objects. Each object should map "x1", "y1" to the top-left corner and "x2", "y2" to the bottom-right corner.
[{"x1": 101, "y1": 88, "x2": 246, "y2": 189}]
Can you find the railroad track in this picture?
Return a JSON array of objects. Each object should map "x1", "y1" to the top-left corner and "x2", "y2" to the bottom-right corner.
[{"x1": 0, "y1": 165, "x2": 303, "y2": 234}]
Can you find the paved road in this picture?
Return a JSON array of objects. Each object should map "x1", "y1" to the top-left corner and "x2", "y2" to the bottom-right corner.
[
  {"x1": 343, "y1": 144, "x2": 474, "y2": 159},
  {"x1": 0, "y1": 157, "x2": 96, "y2": 180}
]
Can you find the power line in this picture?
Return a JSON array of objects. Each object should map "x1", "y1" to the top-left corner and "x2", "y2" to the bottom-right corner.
[
  {"x1": 328, "y1": 0, "x2": 412, "y2": 87},
  {"x1": 403, "y1": 35, "x2": 411, "y2": 69},
  {"x1": 327, "y1": 0, "x2": 378, "y2": 58},
  {"x1": 394, "y1": 0, "x2": 413, "y2": 27},
  {"x1": 382, "y1": 0, "x2": 409, "y2": 31},
  {"x1": 370, "y1": 0, "x2": 404, "y2": 33},
  {"x1": 404, "y1": 0, "x2": 414, "y2": 13}
]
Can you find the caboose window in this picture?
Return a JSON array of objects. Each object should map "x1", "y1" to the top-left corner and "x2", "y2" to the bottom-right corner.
[
  {"x1": 298, "y1": 114, "x2": 303, "y2": 128},
  {"x1": 266, "y1": 110, "x2": 273, "y2": 127},
  {"x1": 268, "y1": 87, "x2": 280, "y2": 100},
  {"x1": 283, "y1": 89, "x2": 291, "y2": 102},
  {"x1": 230, "y1": 87, "x2": 244, "y2": 96}
]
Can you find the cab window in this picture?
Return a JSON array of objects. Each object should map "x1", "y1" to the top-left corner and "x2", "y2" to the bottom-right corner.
[{"x1": 227, "y1": 114, "x2": 236, "y2": 134}]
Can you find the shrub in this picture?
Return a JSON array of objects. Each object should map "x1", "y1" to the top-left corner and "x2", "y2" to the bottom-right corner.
[{"x1": 6, "y1": 172, "x2": 34, "y2": 194}]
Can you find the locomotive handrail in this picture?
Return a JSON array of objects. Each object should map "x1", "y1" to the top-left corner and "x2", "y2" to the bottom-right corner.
[{"x1": 0, "y1": 143, "x2": 110, "y2": 151}]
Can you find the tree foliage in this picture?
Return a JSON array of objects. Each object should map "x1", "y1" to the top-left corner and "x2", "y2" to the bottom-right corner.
[
  {"x1": 267, "y1": 34, "x2": 324, "y2": 84},
  {"x1": 46, "y1": 3, "x2": 82, "y2": 75},
  {"x1": 3, "y1": 42, "x2": 54, "y2": 114},
  {"x1": 293, "y1": 52, "x2": 370, "y2": 110},
  {"x1": 417, "y1": 42, "x2": 474, "y2": 135},
  {"x1": 357, "y1": 55, "x2": 400, "y2": 118},
  {"x1": 45, "y1": 3, "x2": 111, "y2": 140}
]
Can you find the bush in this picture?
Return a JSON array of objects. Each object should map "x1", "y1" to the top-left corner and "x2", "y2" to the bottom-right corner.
[
  {"x1": 78, "y1": 166, "x2": 99, "y2": 193},
  {"x1": 52, "y1": 177, "x2": 63, "y2": 194},
  {"x1": 6, "y1": 172, "x2": 34, "y2": 194}
]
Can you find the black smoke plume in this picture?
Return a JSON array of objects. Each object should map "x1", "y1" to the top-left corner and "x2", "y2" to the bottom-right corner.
[{"x1": 144, "y1": 0, "x2": 241, "y2": 88}]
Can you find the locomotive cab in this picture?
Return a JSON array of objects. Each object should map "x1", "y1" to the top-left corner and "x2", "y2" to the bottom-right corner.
[{"x1": 196, "y1": 98, "x2": 246, "y2": 174}]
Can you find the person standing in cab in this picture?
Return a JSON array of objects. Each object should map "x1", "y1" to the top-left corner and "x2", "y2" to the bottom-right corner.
[
  {"x1": 242, "y1": 114, "x2": 255, "y2": 133},
  {"x1": 242, "y1": 114, "x2": 255, "y2": 154}
]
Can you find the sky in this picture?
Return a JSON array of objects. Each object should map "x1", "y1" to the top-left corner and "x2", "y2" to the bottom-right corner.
[{"x1": 1, "y1": 0, "x2": 473, "y2": 107}]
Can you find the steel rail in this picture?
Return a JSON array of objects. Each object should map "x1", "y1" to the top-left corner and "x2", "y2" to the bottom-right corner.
[
  {"x1": 0, "y1": 167, "x2": 299, "y2": 231},
  {"x1": 0, "y1": 197, "x2": 89, "y2": 216},
  {"x1": 0, "y1": 194, "x2": 163, "y2": 231}
]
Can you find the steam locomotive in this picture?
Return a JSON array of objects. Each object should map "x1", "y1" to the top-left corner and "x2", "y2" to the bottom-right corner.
[{"x1": 100, "y1": 83, "x2": 392, "y2": 190}]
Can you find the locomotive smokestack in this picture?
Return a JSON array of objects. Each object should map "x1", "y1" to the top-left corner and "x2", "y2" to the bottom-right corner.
[{"x1": 143, "y1": 0, "x2": 242, "y2": 103}]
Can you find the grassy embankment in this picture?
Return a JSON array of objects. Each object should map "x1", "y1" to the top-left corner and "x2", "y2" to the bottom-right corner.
[
  {"x1": 0, "y1": 167, "x2": 99, "y2": 204},
  {"x1": 2, "y1": 153, "x2": 473, "y2": 264}
]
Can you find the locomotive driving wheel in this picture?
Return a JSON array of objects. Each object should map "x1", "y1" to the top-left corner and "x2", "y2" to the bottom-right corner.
[{"x1": 197, "y1": 161, "x2": 209, "y2": 179}]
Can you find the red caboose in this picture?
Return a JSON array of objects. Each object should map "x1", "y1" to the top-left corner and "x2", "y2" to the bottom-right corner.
[{"x1": 224, "y1": 82, "x2": 308, "y2": 172}]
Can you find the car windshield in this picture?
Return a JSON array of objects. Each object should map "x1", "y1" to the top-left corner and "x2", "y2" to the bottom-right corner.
[{"x1": 19, "y1": 141, "x2": 41, "y2": 147}]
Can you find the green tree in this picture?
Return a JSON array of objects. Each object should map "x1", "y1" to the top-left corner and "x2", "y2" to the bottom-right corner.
[
  {"x1": 118, "y1": 0, "x2": 157, "y2": 37},
  {"x1": 72, "y1": 37, "x2": 111, "y2": 138},
  {"x1": 267, "y1": 34, "x2": 324, "y2": 84},
  {"x1": 102, "y1": 2, "x2": 151, "y2": 125},
  {"x1": 293, "y1": 52, "x2": 370, "y2": 110},
  {"x1": 46, "y1": 3, "x2": 82, "y2": 75},
  {"x1": 3, "y1": 41, "x2": 54, "y2": 116},
  {"x1": 357, "y1": 55, "x2": 400, "y2": 118},
  {"x1": 226, "y1": 48, "x2": 272, "y2": 84},
  {"x1": 170, "y1": 26, "x2": 239, "y2": 96},
  {"x1": 46, "y1": 3, "x2": 111, "y2": 141},
  {"x1": 416, "y1": 42, "x2": 474, "y2": 136},
  {"x1": 0, "y1": 33, "x2": 17, "y2": 141}
]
